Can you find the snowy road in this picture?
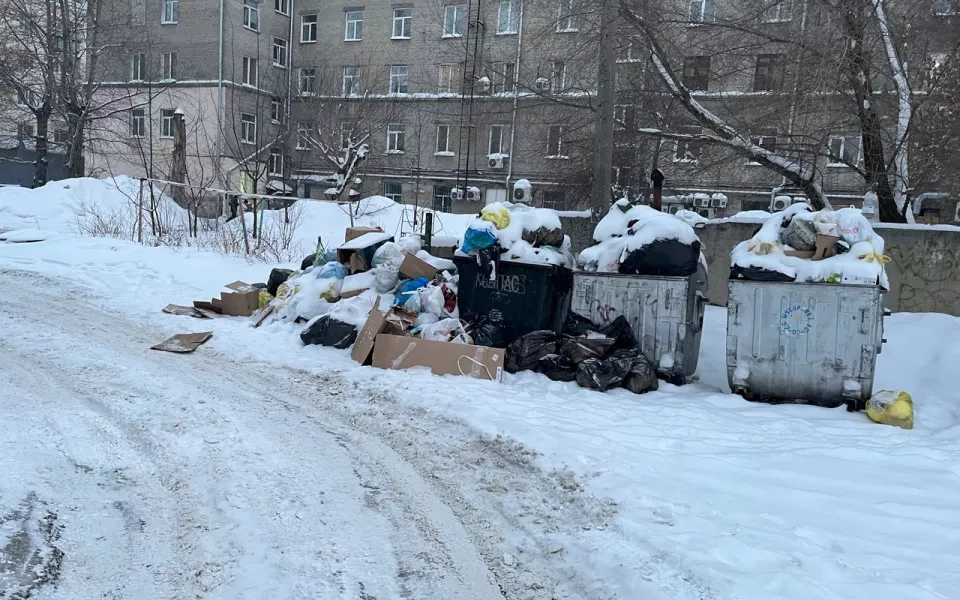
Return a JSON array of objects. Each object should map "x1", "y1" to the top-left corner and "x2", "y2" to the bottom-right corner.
[{"x1": 0, "y1": 270, "x2": 611, "y2": 600}]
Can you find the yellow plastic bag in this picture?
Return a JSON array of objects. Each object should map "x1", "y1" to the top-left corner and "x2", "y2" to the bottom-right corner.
[
  {"x1": 258, "y1": 290, "x2": 274, "y2": 309},
  {"x1": 866, "y1": 390, "x2": 914, "y2": 430},
  {"x1": 480, "y1": 205, "x2": 511, "y2": 230},
  {"x1": 275, "y1": 271, "x2": 301, "y2": 301},
  {"x1": 747, "y1": 240, "x2": 779, "y2": 256}
]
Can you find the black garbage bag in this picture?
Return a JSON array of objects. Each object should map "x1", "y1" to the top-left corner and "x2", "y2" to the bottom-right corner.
[
  {"x1": 505, "y1": 330, "x2": 559, "y2": 373},
  {"x1": 730, "y1": 265, "x2": 796, "y2": 282},
  {"x1": 476, "y1": 247, "x2": 502, "y2": 281},
  {"x1": 575, "y1": 356, "x2": 632, "y2": 392},
  {"x1": 560, "y1": 335, "x2": 616, "y2": 364},
  {"x1": 562, "y1": 312, "x2": 595, "y2": 336},
  {"x1": 267, "y1": 268, "x2": 294, "y2": 296},
  {"x1": 537, "y1": 354, "x2": 578, "y2": 382},
  {"x1": 618, "y1": 239, "x2": 701, "y2": 277},
  {"x1": 464, "y1": 312, "x2": 507, "y2": 348},
  {"x1": 300, "y1": 316, "x2": 358, "y2": 349},
  {"x1": 610, "y1": 349, "x2": 659, "y2": 394},
  {"x1": 300, "y1": 253, "x2": 317, "y2": 271},
  {"x1": 599, "y1": 315, "x2": 638, "y2": 350}
]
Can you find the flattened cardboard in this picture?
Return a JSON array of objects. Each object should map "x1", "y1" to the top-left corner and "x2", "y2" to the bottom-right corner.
[
  {"x1": 163, "y1": 304, "x2": 216, "y2": 319},
  {"x1": 812, "y1": 235, "x2": 840, "y2": 261},
  {"x1": 783, "y1": 249, "x2": 815, "y2": 259},
  {"x1": 194, "y1": 299, "x2": 223, "y2": 314},
  {"x1": 151, "y1": 332, "x2": 213, "y2": 353},
  {"x1": 220, "y1": 281, "x2": 260, "y2": 316},
  {"x1": 345, "y1": 226, "x2": 382, "y2": 243},
  {"x1": 399, "y1": 253, "x2": 438, "y2": 281},
  {"x1": 351, "y1": 300, "x2": 416, "y2": 365},
  {"x1": 372, "y1": 334, "x2": 504, "y2": 382}
]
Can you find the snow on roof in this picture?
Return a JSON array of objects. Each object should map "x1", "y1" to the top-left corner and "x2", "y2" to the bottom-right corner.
[{"x1": 266, "y1": 180, "x2": 293, "y2": 193}]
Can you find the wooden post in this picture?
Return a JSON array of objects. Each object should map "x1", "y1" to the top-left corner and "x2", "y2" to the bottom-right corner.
[
  {"x1": 424, "y1": 212, "x2": 434, "y2": 252},
  {"x1": 137, "y1": 178, "x2": 144, "y2": 243},
  {"x1": 651, "y1": 169, "x2": 665, "y2": 212}
]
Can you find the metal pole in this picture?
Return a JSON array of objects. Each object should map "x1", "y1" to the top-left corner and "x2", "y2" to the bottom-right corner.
[
  {"x1": 424, "y1": 212, "x2": 434, "y2": 252},
  {"x1": 590, "y1": 0, "x2": 617, "y2": 212},
  {"x1": 137, "y1": 178, "x2": 144, "y2": 243}
]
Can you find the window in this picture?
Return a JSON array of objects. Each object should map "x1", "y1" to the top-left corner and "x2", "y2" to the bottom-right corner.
[
  {"x1": 542, "y1": 190, "x2": 564, "y2": 208},
  {"x1": 18, "y1": 123, "x2": 34, "y2": 140},
  {"x1": 241, "y1": 113, "x2": 257, "y2": 144},
  {"x1": 933, "y1": 0, "x2": 958, "y2": 15},
  {"x1": 16, "y1": 89, "x2": 36, "y2": 107},
  {"x1": 436, "y1": 124, "x2": 452, "y2": 154},
  {"x1": 242, "y1": 57, "x2": 258, "y2": 86},
  {"x1": 342, "y1": 66, "x2": 360, "y2": 95},
  {"x1": 272, "y1": 37, "x2": 288, "y2": 67},
  {"x1": 689, "y1": 0, "x2": 716, "y2": 23},
  {"x1": 384, "y1": 182, "x2": 403, "y2": 202},
  {"x1": 270, "y1": 97, "x2": 283, "y2": 122},
  {"x1": 345, "y1": 10, "x2": 363, "y2": 41},
  {"x1": 492, "y1": 62, "x2": 516, "y2": 93},
  {"x1": 161, "y1": 0, "x2": 178, "y2": 23},
  {"x1": 439, "y1": 63, "x2": 460, "y2": 93},
  {"x1": 557, "y1": 0, "x2": 577, "y2": 31},
  {"x1": 301, "y1": 14, "x2": 317, "y2": 42},
  {"x1": 617, "y1": 38, "x2": 640, "y2": 62},
  {"x1": 387, "y1": 123, "x2": 405, "y2": 153},
  {"x1": 131, "y1": 53, "x2": 146, "y2": 81},
  {"x1": 299, "y1": 67, "x2": 316, "y2": 95},
  {"x1": 433, "y1": 185, "x2": 452, "y2": 212},
  {"x1": 268, "y1": 147, "x2": 283, "y2": 175},
  {"x1": 747, "y1": 130, "x2": 777, "y2": 164},
  {"x1": 489, "y1": 124, "x2": 506, "y2": 155},
  {"x1": 547, "y1": 125, "x2": 564, "y2": 157},
  {"x1": 614, "y1": 104, "x2": 627, "y2": 129},
  {"x1": 274, "y1": 0, "x2": 288, "y2": 15},
  {"x1": 243, "y1": 0, "x2": 259, "y2": 31},
  {"x1": 392, "y1": 8, "x2": 412, "y2": 38},
  {"x1": 390, "y1": 65, "x2": 409, "y2": 94},
  {"x1": 296, "y1": 121, "x2": 310, "y2": 149},
  {"x1": 827, "y1": 136, "x2": 861, "y2": 167},
  {"x1": 54, "y1": 129, "x2": 68, "y2": 144},
  {"x1": 551, "y1": 60, "x2": 566, "y2": 92},
  {"x1": 160, "y1": 108, "x2": 174, "y2": 138},
  {"x1": 443, "y1": 4, "x2": 465, "y2": 37},
  {"x1": 161, "y1": 52, "x2": 177, "y2": 79},
  {"x1": 753, "y1": 54, "x2": 784, "y2": 91},
  {"x1": 498, "y1": 0, "x2": 519, "y2": 33},
  {"x1": 683, "y1": 56, "x2": 710, "y2": 91},
  {"x1": 130, "y1": 108, "x2": 145, "y2": 137},
  {"x1": 762, "y1": 0, "x2": 794, "y2": 22},
  {"x1": 674, "y1": 126, "x2": 702, "y2": 162}
]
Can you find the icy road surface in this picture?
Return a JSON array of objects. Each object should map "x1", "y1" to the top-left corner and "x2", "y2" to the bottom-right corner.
[{"x1": 0, "y1": 271, "x2": 614, "y2": 600}]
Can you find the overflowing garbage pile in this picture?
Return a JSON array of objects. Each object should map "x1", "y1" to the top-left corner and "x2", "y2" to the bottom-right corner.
[
  {"x1": 730, "y1": 204, "x2": 890, "y2": 287},
  {"x1": 458, "y1": 202, "x2": 576, "y2": 268},
  {"x1": 578, "y1": 199, "x2": 703, "y2": 276},
  {"x1": 505, "y1": 314, "x2": 659, "y2": 394}
]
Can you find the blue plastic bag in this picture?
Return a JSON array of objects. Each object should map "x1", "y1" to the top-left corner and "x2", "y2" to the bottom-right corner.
[
  {"x1": 393, "y1": 277, "x2": 430, "y2": 307},
  {"x1": 461, "y1": 227, "x2": 498, "y2": 254},
  {"x1": 315, "y1": 261, "x2": 348, "y2": 280}
]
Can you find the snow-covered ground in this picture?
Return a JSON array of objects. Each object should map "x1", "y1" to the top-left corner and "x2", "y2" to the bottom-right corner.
[{"x1": 2, "y1": 180, "x2": 959, "y2": 600}]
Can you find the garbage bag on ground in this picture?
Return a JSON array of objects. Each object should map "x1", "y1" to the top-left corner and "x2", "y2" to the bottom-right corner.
[
  {"x1": 463, "y1": 312, "x2": 506, "y2": 348},
  {"x1": 618, "y1": 238, "x2": 701, "y2": 277},
  {"x1": 418, "y1": 285, "x2": 446, "y2": 318},
  {"x1": 375, "y1": 263, "x2": 401, "y2": 293},
  {"x1": 560, "y1": 335, "x2": 616, "y2": 364},
  {"x1": 562, "y1": 313, "x2": 595, "y2": 337},
  {"x1": 398, "y1": 235, "x2": 422, "y2": 255},
  {"x1": 461, "y1": 226, "x2": 499, "y2": 254},
  {"x1": 599, "y1": 315, "x2": 639, "y2": 350},
  {"x1": 394, "y1": 277, "x2": 430, "y2": 308},
  {"x1": 267, "y1": 268, "x2": 294, "y2": 296},
  {"x1": 373, "y1": 242, "x2": 406, "y2": 268},
  {"x1": 300, "y1": 253, "x2": 317, "y2": 271},
  {"x1": 300, "y1": 315, "x2": 358, "y2": 349},
  {"x1": 780, "y1": 217, "x2": 817, "y2": 251},
  {"x1": 315, "y1": 261, "x2": 348, "y2": 280},
  {"x1": 414, "y1": 313, "x2": 440, "y2": 328},
  {"x1": 418, "y1": 318, "x2": 472, "y2": 343},
  {"x1": 866, "y1": 390, "x2": 914, "y2": 429},
  {"x1": 312, "y1": 250, "x2": 329, "y2": 268},
  {"x1": 537, "y1": 353, "x2": 578, "y2": 382},
  {"x1": 505, "y1": 330, "x2": 560, "y2": 373},
  {"x1": 612, "y1": 349, "x2": 659, "y2": 394},
  {"x1": 575, "y1": 356, "x2": 632, "y2": 392}
]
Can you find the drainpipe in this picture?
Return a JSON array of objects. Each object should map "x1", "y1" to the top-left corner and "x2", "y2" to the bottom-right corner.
[
  {"x1": 216, "y1": 0, "x2": 225, "y2": 187},
  {"x1": 504, "y1": 0, "x2": 524, "y2": 195},
  {"x1": 286, "y1": 0, "x2": 295, "y2": 131}
]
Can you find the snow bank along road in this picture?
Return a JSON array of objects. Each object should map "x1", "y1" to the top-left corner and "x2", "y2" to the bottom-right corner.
[{"x1": 0, "y1": 270, "x2": 622, "y2": 600}]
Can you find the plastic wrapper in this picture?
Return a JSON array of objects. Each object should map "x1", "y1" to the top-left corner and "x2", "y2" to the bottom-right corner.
[
  {"x1": 394, "y1": 277, "x2": 430, "y2": 307},
  {"x1": 866, "y1": 390, "x2": 914, "y2": 429},
  {"x1": 398, "y1": 235, "x2": 422, "y2": 255},
  {"x1": 375, "y1": 264, "x2": 400, "y2": 293},
  {"x1": 814, "y1": 211, "x2": 840, "y2": 237},
  {"x1": 414, "y1": 313, "x2": 440, "y2": 328},
  {"x1": 418, "y1": 285, "x2": 446, "y2": 318},
  {"x1": 418, "y1": 318, "x2": 472, "y2": 343},
  {"x1": 505, "y1": 330, "x2": 560, "y2": 373},
  {"x1": 461, "y1": 227, "x2": 499, "y2": 254}
]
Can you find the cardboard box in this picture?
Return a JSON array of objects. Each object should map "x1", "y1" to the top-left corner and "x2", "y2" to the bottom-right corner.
[
  {"x1": 783, "y1": 249, "x2": 815, "y2": 259},
  {"x1": 372, "y1": 334, "x2": 505, "y2": 382},
  {"x1": 812, "y1": 235, "x2": 840, "y2": 261},
  {"x1": 345, "y1": 226, "x2": 382, "y2": 243},
  {"x1": 337, "y1": 231, "x2": 394, "y2": 274},
  {"x1": 219, "y1": 281, "x2": 261, "y2": 316},
  {"x1": 351, "y1": 301, "x2": 417, "y2": 365},
  {"x1": 399, "y1": 253, "x2": 438, "y2": 281}
]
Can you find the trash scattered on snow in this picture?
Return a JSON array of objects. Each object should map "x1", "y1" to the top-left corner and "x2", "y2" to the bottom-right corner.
[
  {"x1": 866, "y1": 390, "x2": 914, "y2": 429},
  {"x1": 151, "y1": 331, "x2": 213, "y2": 353}
]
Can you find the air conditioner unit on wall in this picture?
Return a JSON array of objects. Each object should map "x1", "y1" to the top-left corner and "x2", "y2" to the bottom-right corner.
[
  {"x1": 534, "y1": 77, "x2": 550, "y2": 91},
  {"x1": 466, "y1": 186, "x2": 481, "y2": 202},
  {"x1": 488, "y1": 156, "x2": 505, "y2": 169},
  {"x1": 711, "y1": 197, "x2": 728, "y2": 208},
  {"x1": 450, "y1": 188, "x2": 464, "y2": 201},
  {"x1": 698, "y1": 208, "x2": 715, "y2": 219},
  {"x1": 669, "y1": 205, "x2": 681, "y2": 214},
  {"x1": 771, "y1": 195, "x2": 790, "y2": 211},
  {"x1": 695, "y1": 196, "x2": 710, "y2": 208}
]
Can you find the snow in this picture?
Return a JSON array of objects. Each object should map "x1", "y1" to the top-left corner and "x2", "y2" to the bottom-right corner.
[
  {"x1": 0, "y1": 229, "x2": 57, "y2": 242},
  {"x1": 340, "y1": 231, "x2": 393, "y2": 250},
  {"x1": 3, "y1": 180, "x2": 960, "y2": 599}
]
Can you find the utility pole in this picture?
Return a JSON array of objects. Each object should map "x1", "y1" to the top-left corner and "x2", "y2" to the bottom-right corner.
[{"x1": 590, "y1": 0, "x2": 617, "y2": 214}]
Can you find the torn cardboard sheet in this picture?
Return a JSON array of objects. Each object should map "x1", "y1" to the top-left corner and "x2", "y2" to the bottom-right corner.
[
  {"x1": 372, "y1": 334, "x2": 504, "y2": 382},
  {"x1": 352, "y1": 300, "x2": 417, "y2": 365},
  {"x1": 399, "y1": 253, "x2": 439, "y2": 281},
  {"x1": 151, "y1": 332, "x2": 213, "y2": 353},
  {"x1": 220, "y1": 281, "x2": 261, "y2": 316},
  {"x1": 345, "y1": 226, "x2": 383, "y2": 243},
  {"x1": 163, "y1": 304, "x2": 218, "y2": 319},
  {"x1": 337, "y1": 232, "x2": 395, "y2": 274}
]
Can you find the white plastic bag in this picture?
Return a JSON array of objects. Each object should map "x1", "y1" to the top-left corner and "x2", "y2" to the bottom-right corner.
[
  {"x1": 814, "y1": 210, "x2": 840, "y2": 237},
  {"x1": 398, "y1": 235, "x2": 422, "y2": 255},
  {"x1": 414, "y1": 313, "x2": 439, "y2": 328},
  {"x1": 419, "y1": 318, "x2": 471, "y2": 343},
  {"x1": 372, "y1": 242, "x2": 405, "y2": 268},
  {"x1": 374, "y1": 263, "x2": 400, "y2": 293},
  {"x1": 836, "y1": 208, "x2": 873, "y2": 245},
  {"x1": 418, "y1": 285, "x2": 445, "y2": 318}
]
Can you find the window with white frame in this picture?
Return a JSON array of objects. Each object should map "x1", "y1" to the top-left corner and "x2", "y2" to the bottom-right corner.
[
  {"x1": 270, "y1": 97, "x2": 283, "y2": 122},
  {"x1": 242, "y1": 56, "x2": 258, "y2": 86},
  {"x1": 387, "y1": 123, "x2": 405, "y2": 153},
  {"x1": 345, "y1": 10, "x2": 363, "y2": 41},
  {"x1": 827, "y1": 135, "x2": 861, "y2": 167},
  {"x1": 933, "y1": 0, "x2": 958, "y2": 15},
  {"x1": 753, "y1": 54, "x2": 784, "y2": 91},
  {"x1": 436, "y1": 124, "x2": 452, "y2": 154},
  {"x1": 54, "y1": 129, "x2": 68, "y2": 144},
  {"x1": 433, "y1": 185, "x2": 452, "y2": 211},
  {"x1": 242, "y1": 0, "x2": 259, "y2": 31},
  {"x1": 161, "y1": 52, "x2": 177, "y2": 79},
  {"x1": 546, "y1": 125, "x2": 564, "y2": 157},
  {"x1": 762, "y1": 0, "x2": 794, "y2": 22},
  {"x1": 392, "y1": 8, "x2": 412, "y2": 38},
  {"x1": 674, "y1": 126, "x2": 702, "y2": 162},
  {"x1": 689, "y1": 0, "x2": 716, "y2": 23},
  {"x1": 551, "y1": 60, "x2": 566, "y2": 92},
  {"x1": 130, "y1": 108, "x2": 145, "y2": 137},
  {"x1": 492, "y1": 62, "x2": 515, "y2": 93},
  {"x1": 160, "y1": 108, "x2": 174, "y2": 138},
  {"x1": 617, "y1": 38, "x2": 640, "y2": 62},
  {"x1": 614, "y1": 104, "x2": 627, "y2": 129},
  {"x1": 390, "y1": 65, "x2": 409, "y2": 94},
  {"x1": 268, "y1": 147, "x2": 283, "y2": 175},
  {"x1": 443, "y1": 4, "x2": 465, "y2": 37},
  {"x1": 296, "y1": 121, "x2": 310, "y2": 149},
  {"x1": 272, "y1": 37, "x2": 288, "y2": 67},
  {"x1": 299, "y1": 67, "x2": 316, "y2": 95},
  {"x1": 438, "y1": 63, "x2": 460, "y2": 93},
  {"x1": 274, "y1": 0, "x2": 288, "y2": 15},
  {"x1": 301, "y1": 14, "x2": 317, "y2": 42},
  {"x1": 498, "y1": 0, "x2": 518, "y2": 33},
  {"x1": 342, "y1": 66, "x2": 360, "y2": 95},
  {"x1": 161, "y1": 0, "x2": 178, "y2": 23},
  {"x1": 383, "y1": 182, "x2": 403, "y2": 202},
  {"x1": 131, "y1": 53, "x2": 146, "y2": 81},
  {"x1": 557, "y1": 0, "x2": 577, "y2": 31},
  {"x1": 240, "y1": 113, "x2": 257, "y2": 144},
  {"x1": 489, "y1": 124, "x2": 507, "y2": 155},
  {"x1": 747, "y1": 130, "x2": 777, "y2": 164}
]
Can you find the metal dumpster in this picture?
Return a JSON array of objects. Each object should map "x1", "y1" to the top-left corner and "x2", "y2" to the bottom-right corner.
[
  {"x1": 571, "y1": 265, "x2": 708, "y2": 383},
  {"x1": 726, "y1": 280, "x2": 885, "y2": 409}
]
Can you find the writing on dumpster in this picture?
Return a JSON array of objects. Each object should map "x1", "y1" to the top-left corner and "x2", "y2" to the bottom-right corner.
[
  {"x1": 476, "y1": 273, "x2": 527, "y2": 296},
  {"x1": 780, "y1": 305, "x2": 814, "y2": 336}
]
